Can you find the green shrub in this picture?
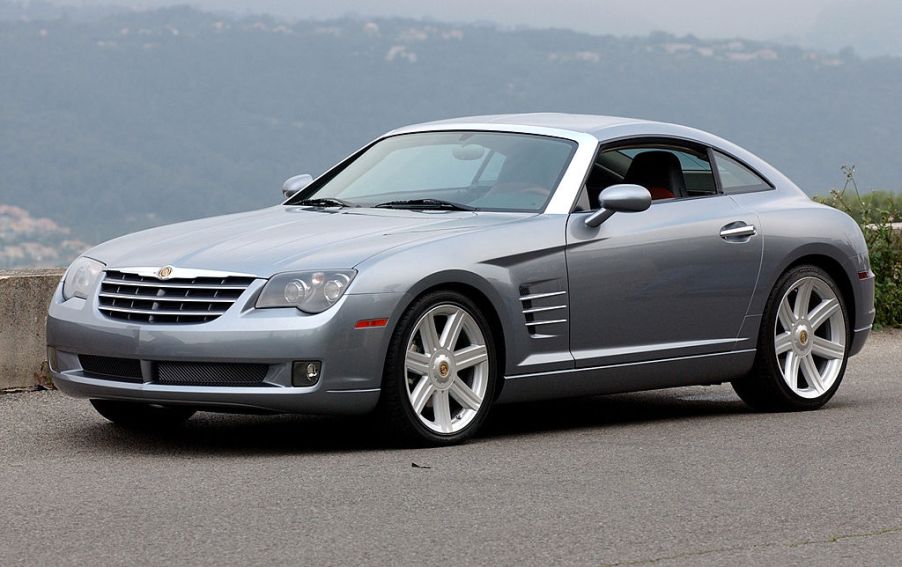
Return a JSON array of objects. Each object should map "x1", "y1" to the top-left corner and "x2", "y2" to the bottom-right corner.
[{"x1": 814, "y1": 166, "x2": 902, "y2": 328}]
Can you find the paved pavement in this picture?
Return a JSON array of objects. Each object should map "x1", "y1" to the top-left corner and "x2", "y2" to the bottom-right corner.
[{"x1": 2, "y1": 332, "x2": 900, "y2": 566}]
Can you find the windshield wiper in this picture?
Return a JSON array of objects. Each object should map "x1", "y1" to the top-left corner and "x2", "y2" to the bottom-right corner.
[
  {"x1": 374, "y1": 198, "x2": 476, "y2": 211},
  {"x1": 295, "y1": 197, "x2": 355, "y2": 208}
]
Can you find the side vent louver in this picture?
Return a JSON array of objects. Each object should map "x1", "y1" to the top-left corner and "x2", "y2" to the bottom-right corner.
[{"x1": 519, "y1": 284, "x2": 568, "y2": 337}]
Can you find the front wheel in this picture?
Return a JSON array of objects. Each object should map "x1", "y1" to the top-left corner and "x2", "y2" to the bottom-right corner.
[
  {"x1": 732, "y1": 265, "x2": 849, "y2": 411},
  {"x1": 380, "y1": 291, "x2": 498, "y2": 446},
  {"x1": 90, "y1": 399, "x2": 196, "y2": 429}
]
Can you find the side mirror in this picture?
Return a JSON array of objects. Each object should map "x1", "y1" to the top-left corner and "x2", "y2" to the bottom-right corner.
[
  {"x1": 282, "y1": 174, "x2": 314, "y2": 199},
  {"x1": 584, "y1": 184, "x2": 652, "y2": 228}
]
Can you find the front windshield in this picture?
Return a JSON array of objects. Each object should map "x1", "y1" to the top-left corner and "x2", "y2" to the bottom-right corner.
[{"x1": 291, "y1": 131, "x2": 578, "y2": 212}]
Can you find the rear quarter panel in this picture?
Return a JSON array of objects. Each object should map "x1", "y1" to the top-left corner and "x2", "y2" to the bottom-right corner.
[{"x1": 730, "y1": 189, "x2": 874, "y2": 347}]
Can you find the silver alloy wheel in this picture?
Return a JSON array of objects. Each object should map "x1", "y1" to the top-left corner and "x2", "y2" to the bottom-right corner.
[
  {"x1": 774, "y1": 276, "x2": 846, "y2": 399},
  {"x1": 404, "y1": 304, "x2": 490, "y2": 434}
]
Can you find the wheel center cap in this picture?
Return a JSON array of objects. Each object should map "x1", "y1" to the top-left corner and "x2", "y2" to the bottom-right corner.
[
  {"x1": 431, "y1": 351, "x2": 454, "y2": 389},
  {"x1": 793, "y1": 323, "x2": 813, "y2": 354}
]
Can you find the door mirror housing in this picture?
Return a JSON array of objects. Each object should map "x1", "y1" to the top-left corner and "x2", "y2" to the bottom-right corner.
[
  {"x1": 282, "y1": 174, "x2": 314, "y2": 199},
  {"x1": 584, "y1": 184, "x2": 652, "y2": 227}
]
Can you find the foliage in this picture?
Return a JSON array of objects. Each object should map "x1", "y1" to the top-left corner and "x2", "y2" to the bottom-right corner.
[{"x1": 815, "y1": 166, "x2": 902, "y2": 327}]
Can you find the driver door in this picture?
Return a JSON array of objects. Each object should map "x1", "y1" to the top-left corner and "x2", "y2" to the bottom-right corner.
[{"x1": 566, "y1": 143, "x2": 762, "y2": 368}]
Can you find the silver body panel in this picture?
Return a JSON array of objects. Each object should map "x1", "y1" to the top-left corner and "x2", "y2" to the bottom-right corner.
[{"x1": 47, "y1": 113, "x2": 874, "y2": 414}]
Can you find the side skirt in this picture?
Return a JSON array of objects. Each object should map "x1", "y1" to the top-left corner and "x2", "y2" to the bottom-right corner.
[{"x1": 496, "y1": 349, "x2": 757, "y2": 404}]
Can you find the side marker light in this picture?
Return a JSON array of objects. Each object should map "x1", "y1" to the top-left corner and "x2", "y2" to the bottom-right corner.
[{"x1": 355, "y1": 318, "x2": 389, "y2": 329}]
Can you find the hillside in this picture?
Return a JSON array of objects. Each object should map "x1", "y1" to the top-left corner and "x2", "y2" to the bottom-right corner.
[
  {"x1": 0, "y1": 204, "x2": 87, "y2": 268},
  {"x1": 1, "y1": 3, "x2": 901, "y2": 260}
]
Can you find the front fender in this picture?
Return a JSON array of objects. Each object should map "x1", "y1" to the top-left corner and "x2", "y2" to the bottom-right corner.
[{"x1": 349, "y1": 214, "x2": 574, "y2": 376}]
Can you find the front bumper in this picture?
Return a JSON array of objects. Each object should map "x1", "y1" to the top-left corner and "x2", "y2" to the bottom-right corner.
[{"x1": 47, "y1": 280, "x2": 404, "y2": 414}]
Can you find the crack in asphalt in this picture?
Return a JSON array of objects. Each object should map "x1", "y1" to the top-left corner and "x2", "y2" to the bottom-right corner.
[{"x1": 601, "y1": 525, "x2": 902, "y2": 566}]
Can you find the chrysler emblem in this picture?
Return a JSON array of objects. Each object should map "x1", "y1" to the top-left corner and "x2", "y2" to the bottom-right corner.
[{"x1": 158, "y1": 265, "x2": 174, "y2": 279}]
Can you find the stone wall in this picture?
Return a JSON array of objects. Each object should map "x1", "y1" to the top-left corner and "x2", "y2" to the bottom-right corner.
[{"x1": 0, "y1": 269, "x2": 64, "y2": 390}]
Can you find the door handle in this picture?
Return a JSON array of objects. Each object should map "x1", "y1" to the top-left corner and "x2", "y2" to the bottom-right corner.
[{"x1": 720, "y1": 224, "x2": 757, "y2": 239}]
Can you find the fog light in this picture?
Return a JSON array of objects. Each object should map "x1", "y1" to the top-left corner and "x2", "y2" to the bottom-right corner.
[{"x1": 292, "y1": 361, "x2": 321, "y2": 387}]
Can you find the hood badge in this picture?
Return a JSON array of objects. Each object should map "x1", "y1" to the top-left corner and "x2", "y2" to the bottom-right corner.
[{"x1": 157, "y1": 265, "x2": 174, "y2": 280}]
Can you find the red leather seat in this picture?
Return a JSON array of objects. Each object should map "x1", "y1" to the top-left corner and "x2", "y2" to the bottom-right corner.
[
  {"x1": 647, "y1": 186, "x2": 675, "y2": 200},
  {"x1": 623, "y1": 151, "x2": 685, "y2": 200}
]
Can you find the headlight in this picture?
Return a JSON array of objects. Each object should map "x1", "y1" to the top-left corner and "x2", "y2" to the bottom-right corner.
[
  {"x1": 256, "y1": 270, "x2": 356, "y2": 313},
  {"x1": 62, "y1": 257, "x2": 105, "y2": 301}
]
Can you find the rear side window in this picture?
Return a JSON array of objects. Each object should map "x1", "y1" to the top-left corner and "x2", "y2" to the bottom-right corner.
[{"x1": 713, "y1": 151, "x2": 771, "y2": 193}]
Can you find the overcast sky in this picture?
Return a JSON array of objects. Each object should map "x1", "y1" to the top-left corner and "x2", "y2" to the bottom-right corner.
[{"x1": 50, "y1": 0, "x2": 902, "y2": 55}]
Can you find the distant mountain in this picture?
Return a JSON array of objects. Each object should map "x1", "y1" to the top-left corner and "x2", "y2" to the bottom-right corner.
[
  {"x1": 1, "y1": 3, "x2": 900, "y2": 253},
  {"x1": 16, "y1": 0, "x2": 902, "y2": 59},
  {"x1": 0, "y1": 204, "x2": 86, "y2": 268}
]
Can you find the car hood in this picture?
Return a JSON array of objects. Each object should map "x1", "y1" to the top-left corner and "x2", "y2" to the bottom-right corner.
[{"x1": 86, "y1": 205, "x2": 529, "y2": 277}]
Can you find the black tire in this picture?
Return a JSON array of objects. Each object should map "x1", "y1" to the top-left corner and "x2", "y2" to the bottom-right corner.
[
  {"x1": 732, "y1": 265, "x2": 850, "y2": 411},
  {"x1": 90, "y1": 399, "x2": 196, "y2": 429},
  {"x1": 379, "y1": 290, "x2": 499, "y2": 446}
]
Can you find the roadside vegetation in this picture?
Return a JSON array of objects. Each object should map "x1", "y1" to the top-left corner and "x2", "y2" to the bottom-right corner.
[{"x1": 815, "y1": 166, "x2": 902, "y2": 327}]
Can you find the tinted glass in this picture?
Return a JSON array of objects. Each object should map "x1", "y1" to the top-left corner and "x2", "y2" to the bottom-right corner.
[
  {"x1": 619, "y1": 148, "x2": 716, "y2": 196},
  {"x1": 589, "y1": 145, "x2": 717, "y2": 203},
  {"x1": 297, "y1": 131, "x2": 577, "y2": 212},
  {"x1": 713, "y1": 151, "x2": 771, "y2": 193}
]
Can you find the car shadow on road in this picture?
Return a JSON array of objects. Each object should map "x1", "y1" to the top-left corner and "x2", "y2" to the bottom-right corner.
[
  {"x1": 482, "y1": 388, "x2": 749, "y2": 439},
  {"x1": 63, "y1": 386, "x2": 760, "y2": 455}
]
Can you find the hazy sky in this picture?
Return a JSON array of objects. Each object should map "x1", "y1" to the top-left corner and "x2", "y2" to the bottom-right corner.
[{"x1": 50, "y1": 0, "x2": 902, "y2": 55}]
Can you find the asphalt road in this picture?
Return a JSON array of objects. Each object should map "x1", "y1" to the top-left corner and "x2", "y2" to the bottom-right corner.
[{"x1": 2, "y1": 333, "x2": 901, "y2": 566}]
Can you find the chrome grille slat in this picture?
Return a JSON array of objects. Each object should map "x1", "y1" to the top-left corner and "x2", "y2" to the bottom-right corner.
[
  {"x1": 101, "y1": 278, "x2": 248, "y2": 291},
  {"x1": 524, "y1": 319, "x2": 568, "y2": 327},
  {"x1": 519, "y1": 291, "x2": 567, "y2": 302},
  {"x1": 98, "y1": 270, "x2": 254, "y2": 324},
  {"x1": 100, "y1": 305, "x2": 229, "y2": 317},
  {"x1": 98, "y1": 292, "x2": 235, "y2": 303},
  {"x1": 521, "y1": 305, "x2": 566, "y2": 314}
]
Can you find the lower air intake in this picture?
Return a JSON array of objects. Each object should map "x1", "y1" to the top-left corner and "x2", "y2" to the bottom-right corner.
[
  {"x1": 154, "y1": 362, "x2": 269, "y2": 386},
  {"x1": 79, "y1": 355, "x2": 143, "y2": 383}
]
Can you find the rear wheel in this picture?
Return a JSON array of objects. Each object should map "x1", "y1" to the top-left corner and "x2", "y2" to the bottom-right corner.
[
  {"x1": 380, "y1": 291, "x2": 498, "y2": 446},
  {"x1": 90, "y1": 399, "x2": 195, "y2": 429},
  {"x1": 732, "y1": 265, "x2": 849, "y2": 411}
]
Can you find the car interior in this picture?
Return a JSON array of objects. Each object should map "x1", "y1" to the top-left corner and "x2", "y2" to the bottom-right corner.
[
  {"x1": 473, "y1": 146, "x2": 561, "y2": 210},
  {"x1": 576, "y1": 142, "x2": 719, "y2": 211}
]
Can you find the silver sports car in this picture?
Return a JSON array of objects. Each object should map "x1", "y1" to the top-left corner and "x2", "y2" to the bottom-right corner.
[{"x1": 47, "y1": 113, "x2": 875, "y2": 445}]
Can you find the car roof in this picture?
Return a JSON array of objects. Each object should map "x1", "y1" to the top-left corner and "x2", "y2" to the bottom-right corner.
[
  {"x1": 387, "y1": 112, "x2": 806, "y2": 198},
  {"x1": 389, "y1": 112, "x2": 730, "y2": 147},
  {"x1": 403, "y1": 113, "x2": 648, "y2": 137}
]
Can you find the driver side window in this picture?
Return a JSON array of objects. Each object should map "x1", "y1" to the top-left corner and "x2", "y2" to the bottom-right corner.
[{"x1": 577, "y1": 141, "x2": 717, "y2": 211}]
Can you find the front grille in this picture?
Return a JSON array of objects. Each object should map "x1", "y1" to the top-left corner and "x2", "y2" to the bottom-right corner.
[
  {"x1": 154, "y1": 362, "x2": 270, "y2": 386},
  {"x1": 98, "y1": 270, "x2": 254, "y2": 324},
  {"x1": 79, "y1": 355, "x2": 143, "y2": 383}
]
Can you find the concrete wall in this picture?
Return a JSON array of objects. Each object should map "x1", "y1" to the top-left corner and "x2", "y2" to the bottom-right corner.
[{"x1": 0, "y1": 269, "x2": 64, "y2": 391}]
